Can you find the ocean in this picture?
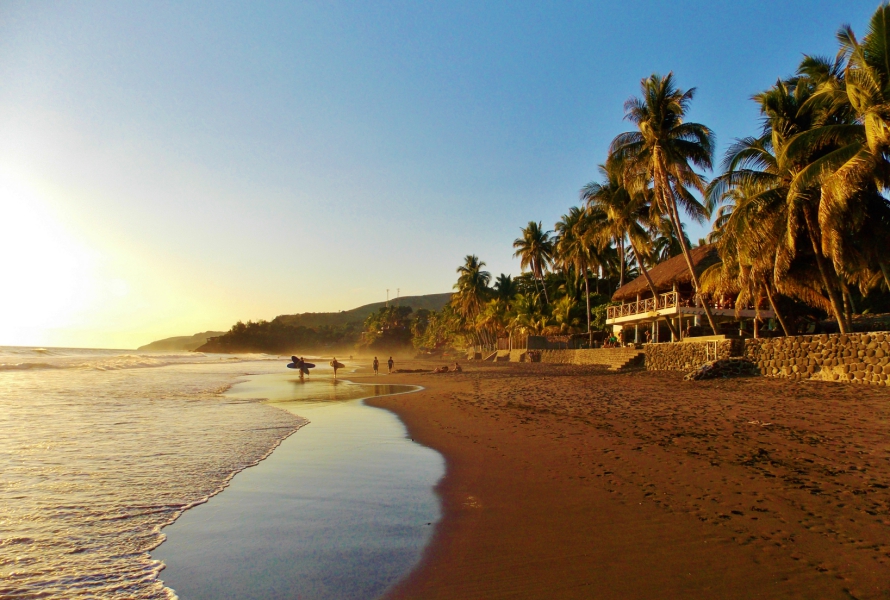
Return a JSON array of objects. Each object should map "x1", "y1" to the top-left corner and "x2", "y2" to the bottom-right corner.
[{"x1": 0, "y1": 347, "x2": 441, "y2": 599}]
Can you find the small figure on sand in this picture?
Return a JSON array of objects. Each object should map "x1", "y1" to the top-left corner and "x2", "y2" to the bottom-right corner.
[
  {"x1": 329, "y1": 357, "x2": 343, "y2": 378},
  {"x1": 291, "y1": 355, "x2": 305, "y2": 380},
  {"x1": 433, "y1": 365, "x2": 449, "y2": 374},
  {"x1": 453, "y1": 361, "x2": 462, "y2": 373},
  {"x1": 373, "y1": 356, "x2": 379, "y2": 375},
  {"x1": 387, "y1": 356, "x2": 394, "y2": 373}
]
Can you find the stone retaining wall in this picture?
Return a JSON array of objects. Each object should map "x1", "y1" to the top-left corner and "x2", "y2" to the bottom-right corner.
[
  {"x1": 539, "y1": 348, "x2": 642, "y2": 367},
  {"x1": 744, "y1": 333, "x2": 889, "y2": 385},
  {"x1": 644, "y1": 340, "x2": 741, "y2": 371}
]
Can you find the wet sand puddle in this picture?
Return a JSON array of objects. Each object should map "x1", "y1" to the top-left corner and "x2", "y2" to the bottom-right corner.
[{"x1": 153, "y1": 372, "x2": 443, "y2": 600}]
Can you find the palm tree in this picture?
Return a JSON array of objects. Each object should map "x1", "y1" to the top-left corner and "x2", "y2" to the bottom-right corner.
[
  {"x1": 513, "y1": 221, "x2": 554, "y2": 304},
  {"x1": 555, "y1": 206, "x2": 602, "y2": 337},
  {"x1": 452, "y1": 255, "x2": 492, "y2": 346},
  {"x1": 707, "y1": 73, "x2": 855, "y2": 332},
  {"x1": 584, "y1": 160, "x2": 680, "y2": 339},
  {"x1": 493, "y1": 274, "x2": 518, "y2": 305},
  {"x1": 580, "y1": 176, "x2": 627, "y2": 288},
  {"x1": 785, "y1": 9, "x2": 890, "y2": 291},
  {"x1": 610, "y1": 73, "x2": 719, "y2": 334}
]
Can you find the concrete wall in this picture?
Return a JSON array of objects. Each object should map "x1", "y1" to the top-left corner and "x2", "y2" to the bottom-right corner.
[
  {"x1": 539, "y1": 347, "x2": 643, "y2": 367},
  {"x1": 745, "y1": 333, "x2": 889, "y2": 385},
  {"x1": 644, "y1": 340, "x2": 741, "y2": 371}
]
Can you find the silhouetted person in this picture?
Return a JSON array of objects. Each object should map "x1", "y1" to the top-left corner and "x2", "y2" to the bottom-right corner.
[
  {"x1": 373, "y1": 357, "x2": 379, "y2": 375},
  {"x1": 387, "y1": 356, "x2": 394, "y2": 373},
  {"x1": 331, "y1": 357, "x2": 340, "y2": 378}
]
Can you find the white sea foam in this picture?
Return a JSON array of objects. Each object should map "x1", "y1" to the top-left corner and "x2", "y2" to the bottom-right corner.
[{"x1": 0, "y1": 350, "x2": 302, "y2": 599}]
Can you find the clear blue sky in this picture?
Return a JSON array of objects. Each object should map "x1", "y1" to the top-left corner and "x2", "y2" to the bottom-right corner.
[{"x1": 0, "y1": 1, "x2": 878, "y2": 347}]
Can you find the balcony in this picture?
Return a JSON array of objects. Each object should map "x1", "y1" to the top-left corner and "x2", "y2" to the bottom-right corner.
[
  {"x1": 607, "y1": 292, "x2": 681, "y2": 321},
  {"x1": 606, "y1": 291, "x2": 775, "y2": 325}
]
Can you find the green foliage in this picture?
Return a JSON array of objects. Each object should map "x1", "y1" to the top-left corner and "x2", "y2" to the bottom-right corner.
[
  {"x1": 360, "y1": 305, "x2": 414, "y2": 350},
  {"x1": 199, "y1": 319, "x2": 359, "y2": 353}
]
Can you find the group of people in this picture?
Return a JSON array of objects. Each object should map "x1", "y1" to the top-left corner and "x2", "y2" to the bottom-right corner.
[{"x1": 372, "y1": 356, "x2": 395, "y2": 375}]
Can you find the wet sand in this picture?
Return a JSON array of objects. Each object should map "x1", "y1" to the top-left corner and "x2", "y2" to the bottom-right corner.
[{"x1": 354, "y1": 362, "x2": 890, "y2": 599}]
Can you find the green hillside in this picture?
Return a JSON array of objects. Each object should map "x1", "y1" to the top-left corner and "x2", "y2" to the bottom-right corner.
[
  {"x1": 273, "y1": 293, "x2": 452, "y2": 328},
  {"x1": 137, "y1": 331, "x2": 227, "y2": 352}
]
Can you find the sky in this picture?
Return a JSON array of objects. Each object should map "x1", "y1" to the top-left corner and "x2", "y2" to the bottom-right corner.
[{"x1": 0, "y1": 0, "x2": 879, "y2": 348}]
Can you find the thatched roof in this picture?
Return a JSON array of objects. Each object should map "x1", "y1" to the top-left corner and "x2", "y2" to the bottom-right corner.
[{"x1": 611, "y1": 244, "x2": 719, "y2": 302}]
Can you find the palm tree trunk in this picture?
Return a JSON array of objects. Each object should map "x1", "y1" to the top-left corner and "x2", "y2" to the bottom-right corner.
[
  {"x1": 880, "y1": 261, "x2": 890, "y2": 291},
  {"x1": 764, "y1": 284, "x2": 791, "y2": 337},
  {"x1": 653, "y1": 163, "x2": 719, "y2": 335},
  {"x1": 584, "y1": 272, "x2": 591, "y2": 344},
  {"x1": 538, "y1": 267, "x2": 550, "y2": 305},
  {"x1": 802, "y1": 208, "x2": 848, "y2": 334},
  {"x1": 618, "y1": 237, "x2": 625, "y2": 288},
  {"x1": 629, "y1": 238, "x2": 679, "y2": 340}
]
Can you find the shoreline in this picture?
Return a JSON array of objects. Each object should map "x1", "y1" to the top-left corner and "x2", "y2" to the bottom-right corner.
[
  {"x1": 154, "y1": 371, "x2": 443, "y2": 600},
  {"x1": 357, "y1": 361, "x2": 890, "y2": 599}
]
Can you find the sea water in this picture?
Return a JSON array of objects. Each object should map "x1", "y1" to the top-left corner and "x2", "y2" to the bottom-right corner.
[
  {"x1": 0, "y1": 348, "x2": 442, "y2": 599},
  {"x1": 154, "y1": 375, "x2": 443, "y2": 600}
]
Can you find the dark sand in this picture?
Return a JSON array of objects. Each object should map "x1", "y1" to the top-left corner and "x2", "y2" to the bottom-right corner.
[{"x1": 351, "y1": 362, "x2": 890, "y2": 599}]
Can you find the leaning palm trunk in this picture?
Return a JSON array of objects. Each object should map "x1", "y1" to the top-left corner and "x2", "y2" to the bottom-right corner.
[
  {"x1": 802, "y1": 208, "x2": 848, "y2": 334},
  {"x1": 617, "y1": 237, "x2": 625, "y2": 288},
  {"x1": 653, "y1": 157, "x2": 719, "y2": 335},
  {"x1": 584, "y1": 272, "x2": 592, "y2": 345},
  {"x1": 629, "y1": 238, "x2": 679, "y2": 340},
  {"x1": 537, "y1": 264, "x2": 550, "y2": 305},
  {"x1": 880, "y1": 262, "x2": 890, "y2": 292},
  {"x1": 763, "y1": 283, "x2": 791, "y2": 337}
]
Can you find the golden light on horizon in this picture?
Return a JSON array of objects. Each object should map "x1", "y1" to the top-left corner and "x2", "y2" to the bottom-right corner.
[{"x1": 0, "y1": 177, "x2": 100, "y2": 346}]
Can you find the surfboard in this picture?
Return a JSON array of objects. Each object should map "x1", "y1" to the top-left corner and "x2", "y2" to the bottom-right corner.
[
  {"x1": 287, "y1": 362, "x2": 315, "y2": 369},
  {"x1": 330, "y1": 361, "x2": 345, "y2": 369}
]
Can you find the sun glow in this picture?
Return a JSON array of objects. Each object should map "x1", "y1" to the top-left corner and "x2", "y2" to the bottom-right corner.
[{"x1": 0, "y1": 175, "x2": 98, "y2": 346}]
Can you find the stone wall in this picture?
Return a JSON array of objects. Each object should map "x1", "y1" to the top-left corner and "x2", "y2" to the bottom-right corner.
[
  {"x1": 745, "y1": 333, "x2": 889, "y2": 385},
  {"x1": 644, "y1": 340, "x2": 740, "y2": 371},
  {"x1": 539, "y1": 347, "x2": 643, "y2": 367}
]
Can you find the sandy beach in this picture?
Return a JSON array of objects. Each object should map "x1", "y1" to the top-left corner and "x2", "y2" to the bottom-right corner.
[{"x1": 353, "y1": 361, "x2": 890, "y2": 599}]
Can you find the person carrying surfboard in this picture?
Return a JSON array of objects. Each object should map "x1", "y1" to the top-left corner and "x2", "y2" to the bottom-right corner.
[{"x1": 329, "y1": 357, "x2": 342, "y2": 378}]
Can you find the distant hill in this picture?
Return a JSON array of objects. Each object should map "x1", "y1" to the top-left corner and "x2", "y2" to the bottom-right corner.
[
  {"x1": 144, "y1": 293, "x2": 453, "y2": 354},
  {"x1": 272, "y1": 293, "x2": 452, "y2": 329},
  {"x1": 137, "y1": 331, "x2": 227, "y2": 352}
]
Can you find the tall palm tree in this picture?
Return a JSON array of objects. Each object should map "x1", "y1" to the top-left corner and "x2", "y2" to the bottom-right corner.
[
  {"x1": 785, "y1": 9, "x2": 890, "y2": 291},
  {"x1": 584, "y1": 160, "x2": 680, "y2": 339},
  {"x1": 610, "y1": 73, "x2": 719, "y2": 334},
  {"x1": 555, "y1": 206, "x2": 600, "y2": 336},
  {"x1": 452, "y1": 255, "x2": 492, "y2": 346},
  {"x1": 513, "y1": 221, "x2": 554, "y2": 304},
  {"x1": 708, "y1": 74, "x2": 854, "y2": 332},
  {"x1": 581, "y1": 179, "x2": 627, "y2": 289}
]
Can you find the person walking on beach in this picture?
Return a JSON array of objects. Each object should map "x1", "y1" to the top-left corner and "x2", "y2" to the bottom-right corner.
[
  {"x1": 387, "y1": 356, "x2": 394, "y2": 373},
  {"x1": 373, "y1": 357, "x2": 379, "y2": 375},
  {"x1": 330, "y1": 357, "x2": 339, "y2": 379}
]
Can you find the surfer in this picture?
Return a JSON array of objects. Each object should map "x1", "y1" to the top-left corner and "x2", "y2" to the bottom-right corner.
[
  {"x1": 373, "y1": 357, "x2": 379, "y2": 376},
  {"x1": 330, "y1": 357, "x2": 340, "y2": 378},
  {"x1": 387, "y1": 356, "x2": 394, "y2": 373}
]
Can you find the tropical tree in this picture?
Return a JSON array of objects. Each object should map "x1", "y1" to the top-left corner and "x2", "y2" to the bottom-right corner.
[
  {"x1": 513, "y1": 221, "x2": 554, "y2": 304},
  {"x1": 451, "y1": 255, "x2": 493, "y2": 346},
  {"x1": 584, "y1": 160, "x2": 680, "y2": 339},
  {"x1": 610, "y1": 72, "x2": 719, "y2": 333},
  {"x1": 493, "y1": 273, "x2": 518, "y2": 306},
  {"x1": 707, "y1": 71, "x2": 856, "y2": 332},
  {"x1": 555, "y1": 206, "x2": 604, "y2": 336}
]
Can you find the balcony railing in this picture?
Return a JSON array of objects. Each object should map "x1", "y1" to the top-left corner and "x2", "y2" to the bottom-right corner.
[{"x1": 607, "y1": 291, "x2": 680, "y2": 321}]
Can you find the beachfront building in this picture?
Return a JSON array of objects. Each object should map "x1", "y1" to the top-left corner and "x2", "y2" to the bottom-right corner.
[{"x1": 606, "y1": 245, "x2": 775, "y2": 344}]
